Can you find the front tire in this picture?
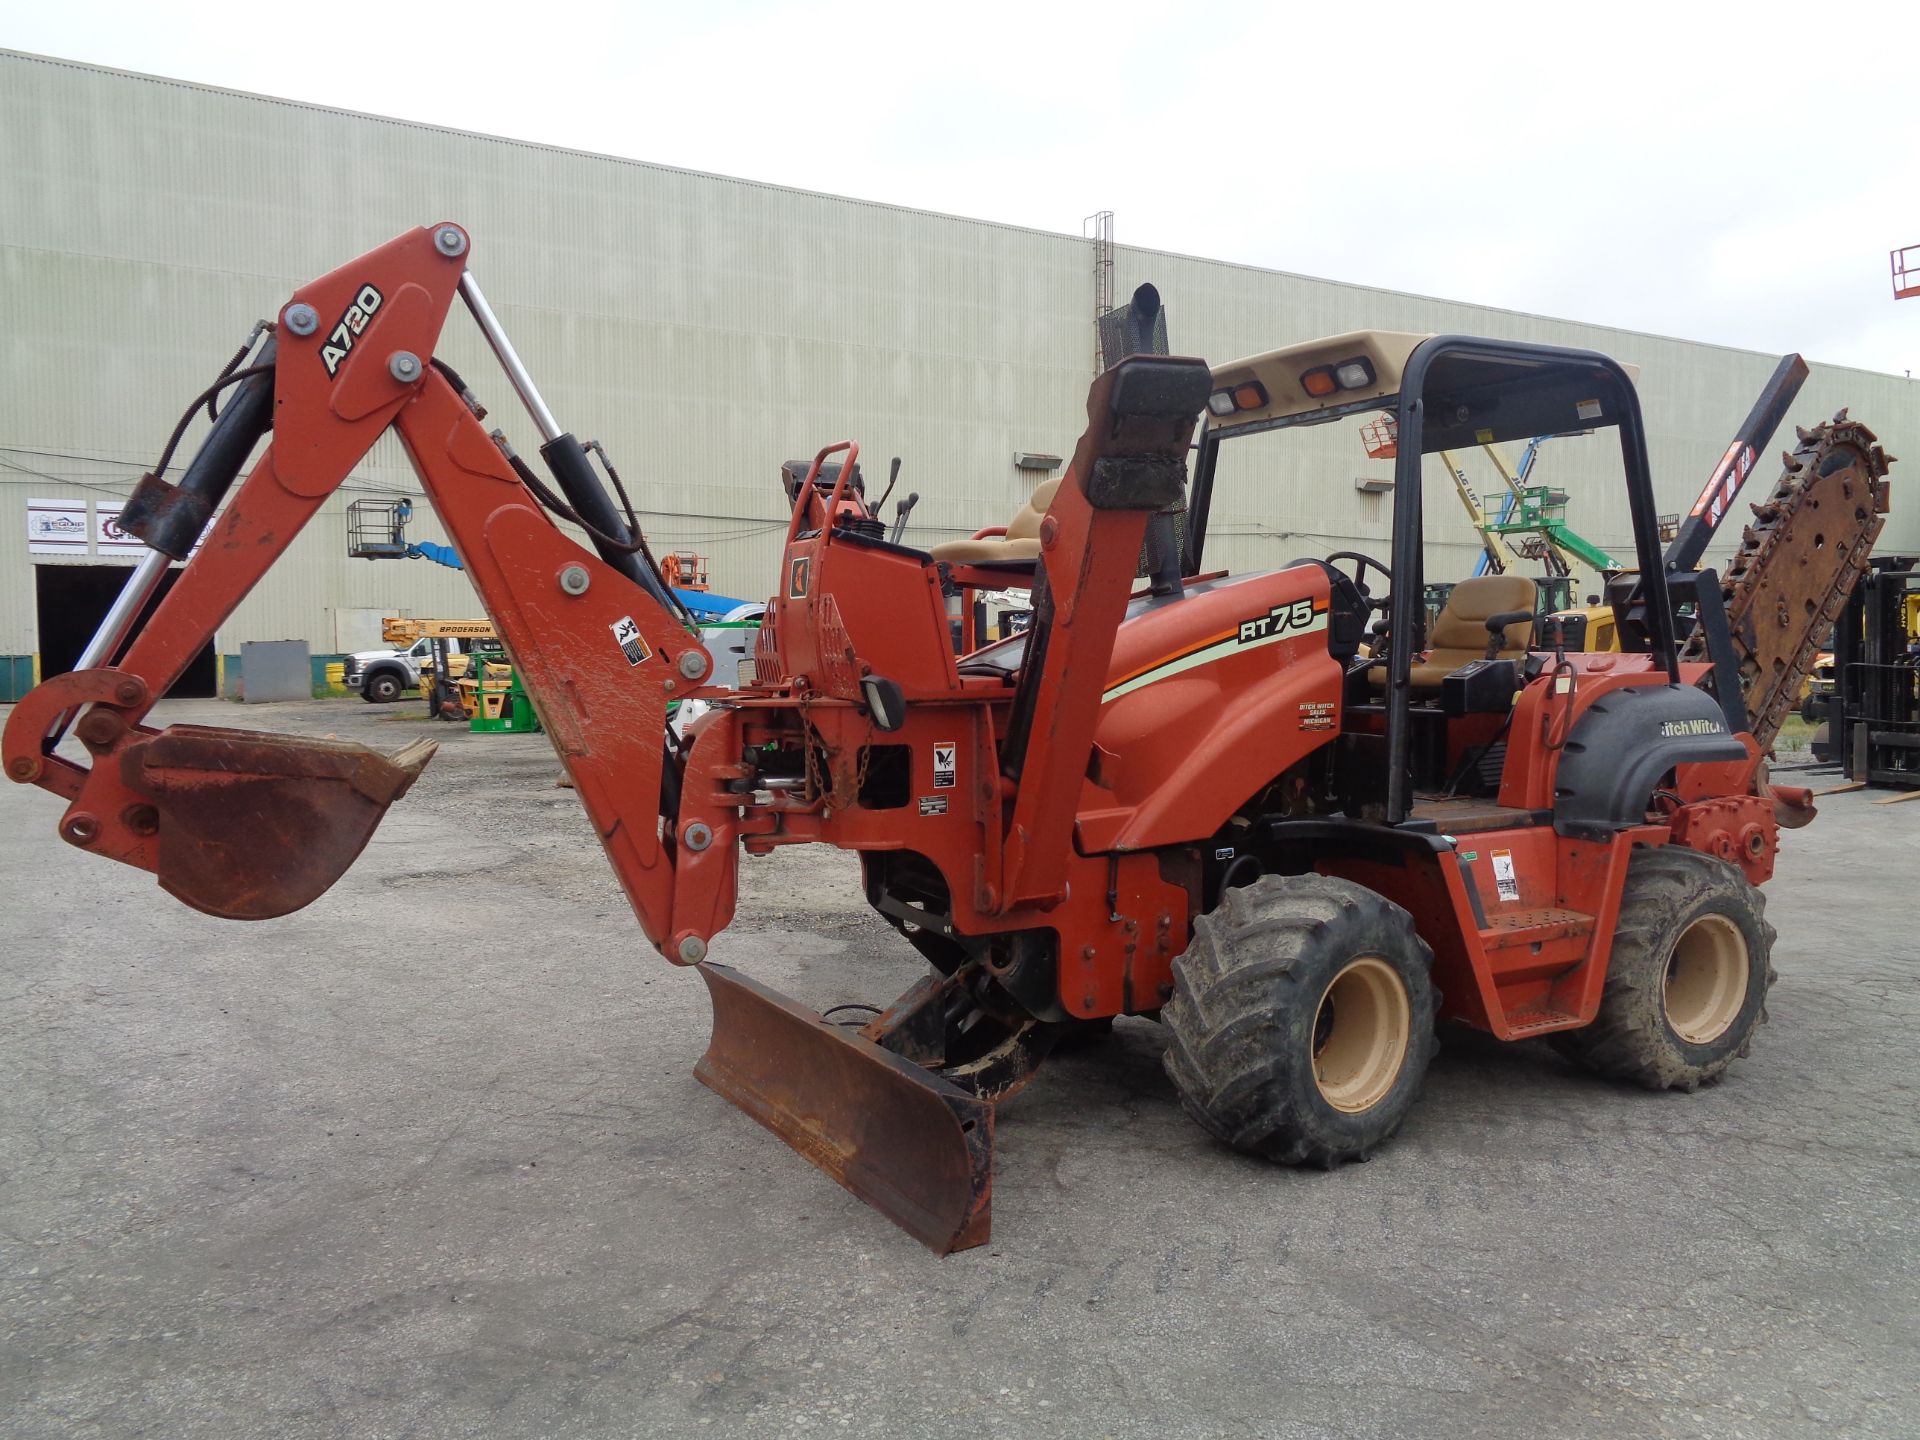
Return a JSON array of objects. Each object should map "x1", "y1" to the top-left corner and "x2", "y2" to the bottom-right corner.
[
  {"x1": 1163, "y1": 874, "x2": 1438, "y2": 1166},
  {"x1": 1552, "y1": 847, "x2": 1775, "y2": 1091},
  {"x1": 363, "y1": 671, "x2": 404, "y2": 704}
]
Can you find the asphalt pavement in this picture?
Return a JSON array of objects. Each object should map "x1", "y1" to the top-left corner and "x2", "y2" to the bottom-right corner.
[{"x1": 1, "y1": 697, "x2": 1914, "y2": 1439}]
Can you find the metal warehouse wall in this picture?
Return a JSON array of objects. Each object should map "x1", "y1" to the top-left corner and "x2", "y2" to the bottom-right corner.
[{"x1": 2, "y1": 48, "x2": 1914, "y2": 675}]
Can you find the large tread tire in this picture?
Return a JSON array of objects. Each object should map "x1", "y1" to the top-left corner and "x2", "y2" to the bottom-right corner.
[
  {"x1": 1551, "y1": 846, "x2": 1776, "y2": 1092},
  {"x1": 1162, "y1": 874, "x2": 1438, "y2": 1167}
]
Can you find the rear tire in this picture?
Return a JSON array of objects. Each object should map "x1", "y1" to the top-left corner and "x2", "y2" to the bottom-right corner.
[
  {"x1": 1162, "y1": 874, "x2": 1438, "y2": 1166},
  {"x1": 1551, "y1": 847, "x2": 1775, "y2": 1092}
]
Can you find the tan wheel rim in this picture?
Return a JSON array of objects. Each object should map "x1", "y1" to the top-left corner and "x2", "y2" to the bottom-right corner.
[
  {"x1": 1663, "y1": 913, "x2": 1749, "y2": 1045},
  {"x1": 1312, "y1": 957, "x2": 1411, "y2": 1113}
]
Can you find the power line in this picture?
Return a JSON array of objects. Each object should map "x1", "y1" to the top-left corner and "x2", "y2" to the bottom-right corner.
[
  {"x1": 0, "y1": 456, "x2": 140, "y2": 497},
  {"x1": 0, "y1": 448, "x2": 810, "y2": 547}
]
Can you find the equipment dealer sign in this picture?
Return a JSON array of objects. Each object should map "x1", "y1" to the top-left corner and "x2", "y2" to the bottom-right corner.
[
  {"x1": 95, "y1": 503, "x2": 144, "y2": 552},
  {"x1": 27, "y1": 498, "x2": 87, "y2": 554}
]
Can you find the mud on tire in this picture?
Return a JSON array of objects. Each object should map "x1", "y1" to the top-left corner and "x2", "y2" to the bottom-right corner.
[
  {"x1": 1551, "y1": 846, "x2": 1776, "y2": 1092},
  {"x1": 1162, "y1": 873, "x2": 1438, "y2": 1166}
]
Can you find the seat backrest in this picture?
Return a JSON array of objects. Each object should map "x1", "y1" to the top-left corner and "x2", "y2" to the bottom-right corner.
[
  {"x1": 1429, "y1": 574, "x2": 1536, "y2": 658},
  {"x1": 1004, "y1": 478, "x2": 1062, "y2": 542}
]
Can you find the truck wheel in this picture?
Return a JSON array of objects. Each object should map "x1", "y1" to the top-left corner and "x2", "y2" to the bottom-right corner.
[
  {"x1": 1162, "y1": 874, "x2": 1438, "y2": 1166},
  {"x1": 363, "y1": 671, "x2": 403, "y2": 704},
  {"x1": 1552, "y1": 847, "x2": 1775, "y2": 1092}
]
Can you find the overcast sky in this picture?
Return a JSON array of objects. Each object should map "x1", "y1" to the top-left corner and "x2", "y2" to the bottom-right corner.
[{"x1": 8, "y1": 0, "x2": 1916, "y2": 375}]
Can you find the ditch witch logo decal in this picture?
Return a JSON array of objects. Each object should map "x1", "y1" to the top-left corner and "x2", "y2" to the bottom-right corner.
[
  {"x1": 1659, "y1": 717, "x2": 1726, "y2": 738},
  {"x1": 1102, "y1": 601, "x2": 1329, "y2": 704}
]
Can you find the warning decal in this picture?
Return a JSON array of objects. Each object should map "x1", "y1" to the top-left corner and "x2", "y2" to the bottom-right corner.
[
  {"x1": 932, "y1": 742, "x2": 957, "y2": 789},
  {"x1": 610, "y1": 615, "x2": 652, "y2": 667},
  {"x1": 1490, "y1": 849, "x2": 1520, "y2": 903}
]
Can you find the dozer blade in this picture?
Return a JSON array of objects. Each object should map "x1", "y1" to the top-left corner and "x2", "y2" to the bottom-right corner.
[
  {"x1": 122, "y1": 725, "x2": 437, "y2": 921},
  {"x1": 694, "y1": 962, "x2": 993, "y2": 1255}
]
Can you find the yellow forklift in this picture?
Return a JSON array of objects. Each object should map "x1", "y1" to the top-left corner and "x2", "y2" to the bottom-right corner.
[{"x1": 380, "y1": 618, "x2": 537, "y2": 732}]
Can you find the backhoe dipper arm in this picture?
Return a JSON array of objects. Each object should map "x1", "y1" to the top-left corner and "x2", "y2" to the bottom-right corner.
[{"x1": 1, "y1": 224, "x2": 703, "y2": 948}]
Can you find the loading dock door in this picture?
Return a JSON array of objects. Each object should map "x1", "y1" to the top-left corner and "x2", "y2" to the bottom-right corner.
[{"x1": 34, "y1": 563, "x2": 217, "y2": 698}]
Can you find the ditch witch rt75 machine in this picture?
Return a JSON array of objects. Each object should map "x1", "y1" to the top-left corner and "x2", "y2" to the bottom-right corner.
[{"x1": 4, "y1": 226, "x2": 1889, "y2": 1253}]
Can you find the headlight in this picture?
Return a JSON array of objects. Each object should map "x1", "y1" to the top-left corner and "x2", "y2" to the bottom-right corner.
[
  {"x1": 1303, "y1": 358, "x2": 1377, "y2": 399},
  {"x1": 1333, "y1": 358, "x2": 1376, "y2": 390},
  {"x1": 1207, "y1": 379, "x2": 1270, "y2": 416}
]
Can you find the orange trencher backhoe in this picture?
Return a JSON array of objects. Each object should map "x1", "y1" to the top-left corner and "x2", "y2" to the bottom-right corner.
[{"x1": 4, "y1": 225, "x2": 1889, "y2": 1253}]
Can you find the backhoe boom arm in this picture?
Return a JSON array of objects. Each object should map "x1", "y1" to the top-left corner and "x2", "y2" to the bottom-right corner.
[{"x1": 2, "y1": 224, "x2": 701, "y2": 948}]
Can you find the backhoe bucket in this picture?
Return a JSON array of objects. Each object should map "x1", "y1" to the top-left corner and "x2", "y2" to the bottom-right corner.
[
  {"x1": 122, "y1": 725, "x2": 437, "y2": 921},
  {"x1": 694, "y1": 963, "x2": 993, "y2": 1254}
]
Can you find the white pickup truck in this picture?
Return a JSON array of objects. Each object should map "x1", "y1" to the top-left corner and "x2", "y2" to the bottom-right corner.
[{"x1": 342, "y1": 635, "x2": 500, "y2": 704}]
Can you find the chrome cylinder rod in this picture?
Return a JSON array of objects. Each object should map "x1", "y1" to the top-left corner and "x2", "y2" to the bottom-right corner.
[
  {"x1": 458, "y1": 270, "x2": 561, "y2": 444},
  {"x1": 77, "y1": 548, "x2": 171, "y2": 673},
  {"x1": 44, "y1": 548, "x2": 172, "y2": 742}
]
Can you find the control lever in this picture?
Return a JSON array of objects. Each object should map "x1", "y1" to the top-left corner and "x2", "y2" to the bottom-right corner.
[
  {"x1": 1543, "y1": 614, "x2": 1569, "y2": 661},
  {"x1": 874, "y1": 457, "x2": 902, "y2": 515},
  {"x1": 888, "y1": 492, "x2": 920, "y2": 545},
  {"x1": 1482, "y1": 610, "x2": 1532, "y2": 661}
]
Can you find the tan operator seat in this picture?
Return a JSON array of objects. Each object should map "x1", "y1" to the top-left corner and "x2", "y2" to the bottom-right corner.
[
  {"x1": 1409, "y1": 573, "x2": 1537, "y2": 691},
  {"x1": 928, "y1": 479, "x2": 1061, "y2": 565}
]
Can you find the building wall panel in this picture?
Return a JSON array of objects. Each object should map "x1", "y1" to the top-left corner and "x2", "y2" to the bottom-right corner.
[{"x1": 1, "y1": 49, "x2": 1911, "y2": 678}]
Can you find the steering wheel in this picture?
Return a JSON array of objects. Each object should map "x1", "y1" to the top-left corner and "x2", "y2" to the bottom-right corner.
[{"x1": 1323, "y1": 550, "x2": 1393, "y2": 605}]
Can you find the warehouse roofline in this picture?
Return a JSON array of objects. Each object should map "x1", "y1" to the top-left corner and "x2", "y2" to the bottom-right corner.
[{"x1": 0, "y1": 47, "x2": 1901, "y2": 383}]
